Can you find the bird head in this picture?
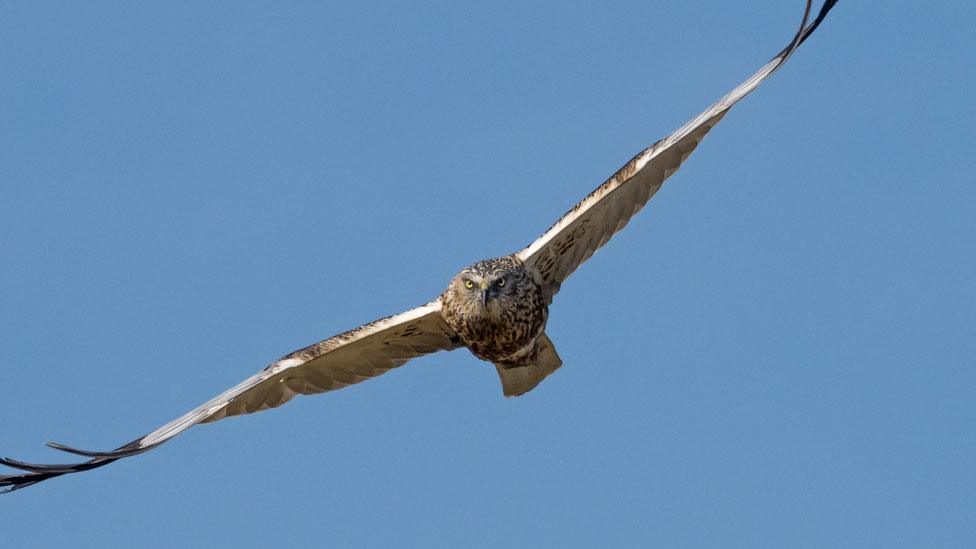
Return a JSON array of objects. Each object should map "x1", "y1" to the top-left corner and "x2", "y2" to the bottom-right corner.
[{"x1": 448, "y1": 255, "x2": 523, "y2": 317}]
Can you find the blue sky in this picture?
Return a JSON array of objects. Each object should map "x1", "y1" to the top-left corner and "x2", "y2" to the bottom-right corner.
[{"x1": 2, "y1": 1, "x2": 973, "y2": 547}]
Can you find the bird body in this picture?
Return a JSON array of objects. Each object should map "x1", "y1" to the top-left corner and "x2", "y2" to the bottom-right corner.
[
  {"x1": 441, "y1": 255, "x2": 547, "y2": 364},
  {"x1": 1, "y1": 0, "x2": 838, "y2": 492},
  {"x1": 440, "y1": 255, "x2": 560, "y2": 396}
]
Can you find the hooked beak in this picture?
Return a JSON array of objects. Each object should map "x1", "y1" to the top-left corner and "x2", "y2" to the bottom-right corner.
[{"x1": 480, "y1": 281, "x2": 490, "y2": 305}]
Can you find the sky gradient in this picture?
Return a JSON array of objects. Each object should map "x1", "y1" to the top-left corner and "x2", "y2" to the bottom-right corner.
[{"x1": 2, "y1": 2, "x2": 974, "y2": 547}]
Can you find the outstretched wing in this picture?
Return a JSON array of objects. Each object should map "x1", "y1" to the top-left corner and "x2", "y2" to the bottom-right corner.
[
  {"x1": 1, "y1": 299, "x2": 459, "y2": 493},
  {"x1": 518, "y1": 0, "x2": 837, "y2": 299}
]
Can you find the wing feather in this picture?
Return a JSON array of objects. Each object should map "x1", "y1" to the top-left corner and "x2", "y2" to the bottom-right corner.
[
  {"x1": 1, "y1": 299, "x2": 458, "y2": 493},
  {"x1": 518, "y1": 0, "x2": 837, "y2": 299}
]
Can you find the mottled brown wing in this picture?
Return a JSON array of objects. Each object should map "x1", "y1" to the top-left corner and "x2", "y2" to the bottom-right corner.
[
  {"x1": 517, "y1": 111, "x2": 725, "y2": 299},
  {"x1": 197, "y1": 298, "x2": 459, "y2": 425},
  {"x1": 1, "y1": 299, "x2": 458, "y2": 492},
  {"x1": 518, "y1": 0, "x2": 835, "y2": 300}
]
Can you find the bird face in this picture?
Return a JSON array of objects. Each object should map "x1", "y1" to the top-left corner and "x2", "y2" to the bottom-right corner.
[
  {"x1": 462, "y1": 272, "x2": 514, "y2": 307},
  {"x1": 448, "y1": 256, "x2": 524, "y2": 318}
]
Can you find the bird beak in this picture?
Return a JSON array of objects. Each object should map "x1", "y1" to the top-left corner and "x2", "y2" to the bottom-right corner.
[{"x1": 480, "y1": 281, "x2": 490, "y2": 305}]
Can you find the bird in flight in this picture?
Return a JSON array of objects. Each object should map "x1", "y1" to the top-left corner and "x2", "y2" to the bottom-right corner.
[{"x1": 1, "y1": 0, "x2": 838, "y2": 493}]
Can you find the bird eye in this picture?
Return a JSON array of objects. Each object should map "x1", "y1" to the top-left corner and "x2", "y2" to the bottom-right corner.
[
  {"x1": 464, "y1": 280, "x2": 474, "y2": 289},
  {"x1": 497, "y1": 278, "x2": 506, "y2": 287}
]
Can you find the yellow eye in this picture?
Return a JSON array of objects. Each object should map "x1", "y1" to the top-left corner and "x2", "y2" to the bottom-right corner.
[
  {"x1": 497, "y1": 278, "x2": 506, "y2": 287},
  {"x1": 464, "y1": 280, "x2": 474, "y2": 289}
]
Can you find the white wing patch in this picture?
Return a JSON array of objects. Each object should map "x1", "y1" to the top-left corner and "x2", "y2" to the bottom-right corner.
[{"x1": 276, "y1": 357, "x2": 305, "y2": 369}]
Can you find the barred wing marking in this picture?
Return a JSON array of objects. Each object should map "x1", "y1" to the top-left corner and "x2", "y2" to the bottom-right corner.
[
  {"x1": 518, "y1": 0, "x2": 836, "y2": 299},
  {"x1": 0, "y1": 299, "x2": 458, "y2": 492}
]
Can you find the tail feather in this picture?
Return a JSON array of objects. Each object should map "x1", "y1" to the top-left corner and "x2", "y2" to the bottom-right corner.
[{"x1": 494, "y1": 333, "x2": 563, "y2": 397}]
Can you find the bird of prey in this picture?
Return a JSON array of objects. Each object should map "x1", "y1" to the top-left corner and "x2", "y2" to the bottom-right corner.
[{"x1": 1, "y1": 0, "x2": 838, "y2": 492}]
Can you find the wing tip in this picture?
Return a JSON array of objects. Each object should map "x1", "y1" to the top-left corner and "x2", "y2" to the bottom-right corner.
[
  {"x1": 0, "y1": 435, "x2": 155, "y2": 492},
  {"x1": 0, "y1": 451, "x2": 121, "y2": 494}
]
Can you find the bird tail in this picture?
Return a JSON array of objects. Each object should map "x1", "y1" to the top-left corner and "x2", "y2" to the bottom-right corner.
[{"x1": 494, "y1": 333, "x2": 563, "y2": 397}]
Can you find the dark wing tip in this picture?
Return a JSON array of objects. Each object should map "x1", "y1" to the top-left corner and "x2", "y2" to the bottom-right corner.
[
  {"x1": 0, "y1": 456, "x2": 119, "y2": 494},
  {"x1": 45, "y1": 440, "x2": 151, "y2": 459},
  {"x1": 762, "y1": 0, "x2": 839, "y2": 67},
  {"x1": 1, "y1": 436, "x2": 151, "y2": 494},
  {"x1": 0, "y1": 456, "x2": 89, "y2": 473},
  {"x1": 799, "y1": 0, "x2": 839, "y2": 47}
]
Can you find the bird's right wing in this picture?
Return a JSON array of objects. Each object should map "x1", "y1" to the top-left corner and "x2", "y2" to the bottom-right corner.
[
  {"x1": 1, "y1": 299, "x2": 460, "y2": 492},
  {"x1": 518, "y1": 0, "x2": 837, "y2": 300}
]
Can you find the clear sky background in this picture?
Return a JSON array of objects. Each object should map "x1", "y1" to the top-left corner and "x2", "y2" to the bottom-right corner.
[{"x1": 2, "y1": 2, "x2": 973, "y2": 547}]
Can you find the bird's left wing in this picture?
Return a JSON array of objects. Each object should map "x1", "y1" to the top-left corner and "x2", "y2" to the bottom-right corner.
[
  {"x1": 1, "y1": 299, "x2": 459, "y2": 493},
  {"x1": 518, "y1": 0, "x2": 836, "y2": 300}
]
